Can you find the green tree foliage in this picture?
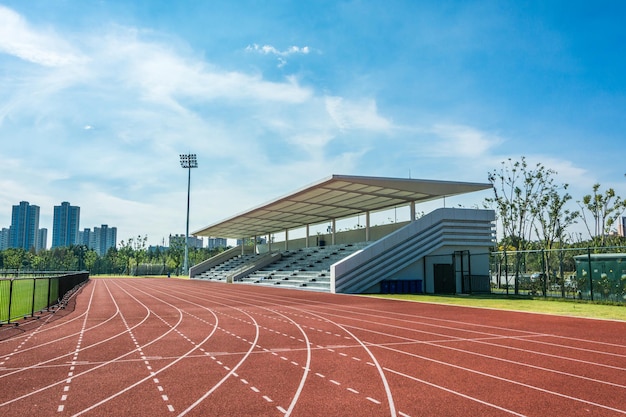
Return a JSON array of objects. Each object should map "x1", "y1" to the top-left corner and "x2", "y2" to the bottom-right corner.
[
  {"x1": 1, "y1": 237, "x2": 224, "y2": 276},
  {"x1": 578, "y1": 184, "x2": 626, "y2": 246},
  {"x1": 485, "y1": 157, "x2": 578, "y2": 294}
]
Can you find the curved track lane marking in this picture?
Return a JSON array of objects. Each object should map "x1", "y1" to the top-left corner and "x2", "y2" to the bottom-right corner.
[
  {"x1": 0, "y1": 283, "x2": 91, "y2": 370},
  {"x1": 0, "y1": 280, "x2": 179, "y2": 408},
  {"x1": 272, "y1": 301, "x2": 626, "y2": 373},
  {"x1": 109, "y1": 281, "x2": 176, "y2": 413},
  {"x1": 194, "y1": 284, "x2": 624, "y2": 416},
  {"x1": 307, "y1": 294, "x2": 626, "y2": 353},
  {"x1": 131, "y1": 280, "x2": 311, "y2": 417},
  {"x1": 250, "y1": 290, "x2": 626, "y2": 355},
  {"x1": 0, "y1": 279, "x2": 150, "y2": 383},
  {"x1": 55, "y1": 278, "x2": 100, "y2": 412},
  {"x1": 0, "y1": 281, "x2": 125, "y2": 369},
  {"x1": 0, "y1": 285, "x2": 91, "y2": 346},
  {"x1": 273, "y1": 302, "x2": 626, "y2": 411},
  {"x1": 70, "y1": 279, "x2": 201, "y2": 415},
  {"x1": 384, "y1": 366, "x2": 526, "y2": 416},
  {"x1": 321, "y1": 317, "x2": 626, "y2": 390},
  {"x1": 169, "y1": 284, "x2": 396, "y2": 416},
  {"x1": 101, "y1": 280, "x2": 268, "y2": 416},
  {"x1": 374, "y1": 342, "x2": 626, "y2": 415}
]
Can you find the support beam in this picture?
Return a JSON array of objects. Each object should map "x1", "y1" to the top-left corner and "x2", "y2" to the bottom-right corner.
[
  {"x1": 306, "y1": 224, "x2": 310, "y2": 248},
  {"x1": 366, "y1": 211, "x2": 370, "y2": 241},
  {"x1": 332, "y1": 219, "x2": 336, "y2": 246},
  {"x1": 285, "y1": 229, "x2": 289, "y2": 250}
]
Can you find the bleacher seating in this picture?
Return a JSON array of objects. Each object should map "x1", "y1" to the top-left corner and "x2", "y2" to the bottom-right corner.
[
  {"x1": 193, "y1": 243, "x2": 369, "y2": 292},
  {"x1": 194, "y1": 253, "x2": 259, "y2": 281}
]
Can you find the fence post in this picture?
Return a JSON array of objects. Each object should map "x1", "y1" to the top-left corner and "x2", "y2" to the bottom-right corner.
[
  {"x1": 7, "y1": 279, "x2": 14, "y2": 324},
  {"x1": 31, "y1": 278, "x2": 37, "y2": 318},
  {"x1": 504, "y1": 250, "x2": 509, "y2": 296},
  {"x1": 587, "y1": 247, "x2": 594, "y2": 301},
  {"x1": 47, "y1": 277, "x2": 52, "y2": 311},
  {"x1": 541, "y1": 249, "x2": 547, "y2": 297}
]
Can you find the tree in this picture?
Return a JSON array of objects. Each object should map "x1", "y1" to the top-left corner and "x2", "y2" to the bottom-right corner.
[
  {"x1": 533, "y1": 186, "x2": 579, "y2": 295},
  {"x1": 117, "y1": 239, "x2": 134, "y2": 275},
  {"x1": 578, "y1": 184, "x2": 626, "y2": 246},
  {"x1": 167, "y1": 236, "x2": 185, "y2": 275},
  {"x1": 132, "y1": 235, "x2": 148, "y2": 275},
  {"x1": 2, "y1": 248, "x2": 28, "y2": 272},
  {"x1": 485, "y1": 157, "x2": 561, "y2": 294}
]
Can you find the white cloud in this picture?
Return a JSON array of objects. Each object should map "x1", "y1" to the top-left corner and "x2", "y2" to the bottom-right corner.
[
  {"x1": 246, "y1": 43, "x2": 310, "y2": 56},
  {"x1": 427, "y1": 124, "x2": 502, "y2": 158},
  {"x1": 0, "y1": 5, "x2": 82, "y2": 67},
  {"x1": 246, "y1": 43, "x2": 311, "y2": 68},
  {"x1": 325, "y1": 96, "x2": 392, "y2": 131}
]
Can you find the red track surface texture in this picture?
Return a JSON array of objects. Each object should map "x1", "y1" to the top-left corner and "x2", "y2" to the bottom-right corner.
[{"x1": 1, "y1": 278, "x2": 625, "y2": 417}]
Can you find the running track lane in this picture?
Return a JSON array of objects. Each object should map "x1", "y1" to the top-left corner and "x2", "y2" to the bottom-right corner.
[{"x1": 0, "y1": 278, "x2": 624, "y2": 417}]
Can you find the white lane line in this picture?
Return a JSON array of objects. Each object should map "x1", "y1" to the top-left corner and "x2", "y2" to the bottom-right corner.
[
  {"x1": 366, "y1": 397, "x2": 381, "y2": 404},
  {"x1": 56, "y1": 278, "x2": 98, "y2": 413},
  {"x1": 379, "y1": 338, "x2": 626, "y2": 416},
  {"x1": 385, "y1": 367, "x2": 526, "y2": 416}
]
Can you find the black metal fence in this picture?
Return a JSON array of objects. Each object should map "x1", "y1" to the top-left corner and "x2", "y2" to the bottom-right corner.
[
  {"x1": 490, "y1": 246, "x2": 626, "y2": 303},
  {"x1": 0, "y1": 272, "x2": 90, "y2": 325}
]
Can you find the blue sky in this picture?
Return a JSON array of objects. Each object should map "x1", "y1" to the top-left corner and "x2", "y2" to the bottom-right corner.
[{"x1": 1, "y1": 1, "x2": 625, "y2": 247}]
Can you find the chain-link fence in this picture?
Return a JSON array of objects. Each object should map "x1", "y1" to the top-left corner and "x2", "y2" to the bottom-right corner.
[
  {"x1": 490, "y1": 246, "x2": 626, "y2": 303},
  {"x1": 0, "y1": 272, "x2": 89, "y2": 324}
]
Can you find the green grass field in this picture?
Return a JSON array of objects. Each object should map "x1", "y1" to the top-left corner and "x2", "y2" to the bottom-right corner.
[
  {"x1": 0, "y1": 278, "x2": 57, "y2": 323},
  {"x1": 373, "y1": 293, "x2": 626, "y2": 321}
]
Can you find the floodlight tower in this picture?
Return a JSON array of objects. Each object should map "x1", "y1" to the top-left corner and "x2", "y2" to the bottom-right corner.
[{"x1": 180, "y1": 153, "x2": 198, "y2": 275}]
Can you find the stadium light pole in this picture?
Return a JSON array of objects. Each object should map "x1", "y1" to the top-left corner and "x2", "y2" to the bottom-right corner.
[{"x1": 180, "y1": 153, "x2": 198, "y2": 276}]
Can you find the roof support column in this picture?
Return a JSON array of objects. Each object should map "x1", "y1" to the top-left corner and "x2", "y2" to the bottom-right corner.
[
  {"x1": 366, "y1": 211, "x2": 370, "y2": 241},
  {"x1": 285, "y1": 229, "x2": 289, "y2": 251},
  {"x1": 253, "y1": 235, "x2": 257, "y2": 254},
  {"x1": 331, "y1": 219, "x2": 336, "y2": 246},
  {"x1": 410, "y1": 201, "x2": 416, "y2": 222},
  {"x1": 268, "y1": 234, "x2": 272, "y2": 252},
  {"x1": 306, "y1": 224, "x2": 310, "y2": 248},
  {"x1": 241, "y1": 239, "x2": 245, "y2": 256}
]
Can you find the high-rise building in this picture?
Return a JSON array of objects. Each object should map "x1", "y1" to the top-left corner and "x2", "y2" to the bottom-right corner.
[
  {"x1": 0, "y1": 227, "x2": 10, "y2": 250},
  {"x1": 618, "y1": 216, "x2": 626, "y2": 237},
  {"x1": 10, "y1": 201, "x2": 40, "y2": 251},
  {"x1": 79, "y1": 228, "x2": 94, "y2": 247},
  {"x1": 37, "y1": 228, "x2": 48, "y2": 252},
  {"x1": 52, "y1": 202, "x2": 80, "y2": 248},
  {"x1": 169, "y1": 234, "x2": 203, "y2": 249},
  {"x1": 93, "y1": 225, "x2": 117, "y2": 256},
  {"x1": 207, "y1": 237, "x2": 228, "y2": 249}
]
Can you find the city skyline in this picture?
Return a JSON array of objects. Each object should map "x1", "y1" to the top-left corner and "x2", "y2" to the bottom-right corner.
[
  {"x1": 1, "y1": 200, "x2": 120, "y2": 252},
  {"x1": 1, "y1": 1, "x2": 625, "y2": 246}
]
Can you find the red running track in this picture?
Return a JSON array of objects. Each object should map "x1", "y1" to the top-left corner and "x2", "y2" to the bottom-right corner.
[{"x1": 0, "y1": 278, "x2": 625, "y2": 417}]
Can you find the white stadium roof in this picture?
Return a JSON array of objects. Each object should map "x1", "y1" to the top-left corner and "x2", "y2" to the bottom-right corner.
[{"x1": 193, "y1": 174, "x2": 492, "y2": 239}]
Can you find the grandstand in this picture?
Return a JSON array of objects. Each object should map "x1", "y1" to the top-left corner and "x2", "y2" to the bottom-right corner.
[{"x1": 190, "y1": 175, "x2": 495, "y2": 294}]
